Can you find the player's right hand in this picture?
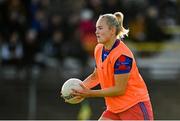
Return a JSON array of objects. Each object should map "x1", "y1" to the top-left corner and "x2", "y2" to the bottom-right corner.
[{"x1": 64, "y1": 95, "x2": 83, "y2": 103}]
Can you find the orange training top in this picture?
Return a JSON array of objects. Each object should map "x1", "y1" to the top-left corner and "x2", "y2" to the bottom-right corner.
[{"x1": 94, "y1": 40, "x2": 150, "y2": 113}]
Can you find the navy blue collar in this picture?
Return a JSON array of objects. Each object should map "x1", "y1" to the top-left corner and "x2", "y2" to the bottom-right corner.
[{"x1": 103, "y1": 39, "x2": 120, "y2": 52}]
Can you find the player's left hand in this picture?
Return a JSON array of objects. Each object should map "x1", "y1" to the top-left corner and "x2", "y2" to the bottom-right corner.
[{"x1": 71, "y1": 83, "x2": 92, "y2": 98}]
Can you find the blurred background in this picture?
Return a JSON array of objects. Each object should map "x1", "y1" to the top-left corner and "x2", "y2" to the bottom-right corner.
[{"x1": 0, "y1": 0, "x2": 180, "y2": 120}]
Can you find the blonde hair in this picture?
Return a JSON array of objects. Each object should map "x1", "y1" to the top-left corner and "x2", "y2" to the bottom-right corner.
[{"x1": 99, "y1": 12, "x2": 129, "y2": 38}]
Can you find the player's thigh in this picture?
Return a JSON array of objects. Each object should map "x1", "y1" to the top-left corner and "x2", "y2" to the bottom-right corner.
[
  {"x1": 99, "y1": 110, "x2": 119, "y2": 120},
  {"x1": 98, "y1": 116, "x2": 113, "y2": 121}
]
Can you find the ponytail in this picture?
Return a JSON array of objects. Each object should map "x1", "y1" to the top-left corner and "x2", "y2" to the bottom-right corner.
[{"x1": 114, "y1": 12, "x2": 129, "y2": 37}]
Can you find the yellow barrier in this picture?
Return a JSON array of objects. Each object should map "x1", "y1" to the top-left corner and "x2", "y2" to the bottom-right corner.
[
  {"x1": 126, "y1": 41, "x2": 180, "y2": 52},
  {"x1": 162, "y1": 26, "x2": 180, "y2": 35}
]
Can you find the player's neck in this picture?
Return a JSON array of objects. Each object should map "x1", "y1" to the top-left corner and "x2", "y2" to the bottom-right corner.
[{"x1": 104, "y1": 37, "x2": 117, "y2": 50}]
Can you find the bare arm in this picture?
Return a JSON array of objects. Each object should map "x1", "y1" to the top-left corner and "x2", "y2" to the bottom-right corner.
[
  {"x1": 83, "y1": 68, "x2": 99, "y2": 89},
  {"x1": 73, "y1": 73, "x2": 130, "y2": 98},
  {"x1": 89, "y1": 73, "x2": 129, "y2": 97}
]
